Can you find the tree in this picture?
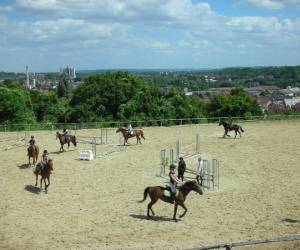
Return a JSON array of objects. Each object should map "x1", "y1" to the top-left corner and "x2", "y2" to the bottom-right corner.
[
  {"x1": 57, "y1": 75, "x2": 71, "y2": 99},
  {"x1": 0, "y1": 85, "x2": 35, "y2": 124}
]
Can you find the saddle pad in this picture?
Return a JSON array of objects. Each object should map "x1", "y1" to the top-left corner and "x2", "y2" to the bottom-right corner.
[{"x1": 164, "y1": 190, "x2": 179, "y2": 197}]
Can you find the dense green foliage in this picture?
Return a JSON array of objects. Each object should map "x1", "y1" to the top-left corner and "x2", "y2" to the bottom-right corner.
[
  {"x1": 0, "y1": 72, "x2": 277, "y2": 126},
  {"x1": 205, "y1": 88, "x2": 262, "y2": 118},
  {"x1": 0, "y1": 80, "x2": 35, "y2": 124}
]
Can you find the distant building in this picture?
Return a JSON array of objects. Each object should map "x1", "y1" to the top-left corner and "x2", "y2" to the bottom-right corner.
[
  {"x1": 280, "y1": 86, "x2": 300, "y2": 97},
  {"x1": 244, "y1": 85, "x2": 279, "y2": 96},
  {"x1": 60, "y1": 65, "x2": 76, "y2": 81},
  {"x1": 26, "y1": 65, "x2": 29, "y2": 88},
  {"x1": 284, "y1": 96, "x2": 300, "y2": 108},
  {"x1": 293, "y1": 102, "x2": 300, "y2": 112},
  {"x1": 256, "y1": 96, "x2": 271, "y2": 113}
]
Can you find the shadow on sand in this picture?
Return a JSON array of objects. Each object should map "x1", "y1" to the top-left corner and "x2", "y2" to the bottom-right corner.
[
  {"x1": 24, "y1": 185, "x2": 41, "y2": 194},
  {"x1": 282, "y1": 218, "x2": 300, "y2": 224},
  {"x1": 130, "y1": 214, "x2": 174, "y2": 222},
  {"x1": 17, "y1": 163, "x2": 31, "y2": 169},
  {"x1": 49, "y1": 149, "x2": 76, "y2": 154},
  {"x1": 218, "y1": 136, "x2": 240, "y2": 139}
]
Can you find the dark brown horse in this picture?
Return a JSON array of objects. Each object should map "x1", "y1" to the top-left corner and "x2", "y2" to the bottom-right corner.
[
  {"x1": 219, "y1": 120, "x2": 244, "y2": 138},
  {"x1": 56, "y1": 132, "x2": 77, "y2": 151},
  {"x1": 139, "y1": 181, "x2": 203, "y2": 222},
  {"x1": 27, "y1": 144, "x2": 39, "y2": 166},
  {"x1": 34, "y1": 159, "x2": 53, "y2": 193},
  {"x1": 116, "y1": 127, "x2": 145, "y2": 146}
]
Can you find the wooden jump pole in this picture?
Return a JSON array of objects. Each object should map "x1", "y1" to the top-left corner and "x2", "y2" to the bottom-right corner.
[
  {"x1": 212, "y1": 159, "x2": 219, "y2": 190},
  {"x1": 170, "y1": 149, "x2": 174, "y2": 164},
  {"x1": 160, "y1": 149, "x2": 166, "y2": 176},
  {"x1": 92, "y1": 137, "x2": 96, "y2": 158},
  {"x1": 196, "y1": 133, "x2": 200, "y2": 153},
  {"x1": 176, "y1": 140, "x2": 180, "y2": 162}
]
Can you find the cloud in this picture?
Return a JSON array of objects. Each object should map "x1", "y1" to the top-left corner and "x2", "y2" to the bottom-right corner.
[
  {"x1": 0, "y1": 0, "x2": 299, "y2": 70},
  {"x1": 245, "y1": 0, "x2": 300, "y2": 10}
]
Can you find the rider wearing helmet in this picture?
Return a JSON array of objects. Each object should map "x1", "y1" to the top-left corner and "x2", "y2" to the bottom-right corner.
[
  {"x1": 169, "y1": 164, "x2": 181, "y2": 203},
  {"x1": 29, "y1": 135, "x2": 36, "y2": 145}
]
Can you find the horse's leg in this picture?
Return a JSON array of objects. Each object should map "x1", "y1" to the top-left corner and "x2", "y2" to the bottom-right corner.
[
  {"x1": 179, "y1": 202, "x2": 188, "y2": 218},
  {"x1": 35, "y1": 174, "x2": 38, "y2": 186},
  {"x1": 40, "y1": 177, "x2": 43, "y2": 189},
  {"x1": 223, "y1": 131, "x2": 227, "y2": 138},
  {"x1": 46, "y1": 176, "x2": 50, "y2": 188},
  {"x1": 235, "y1": 130, "x2": 237, "y2": 138},
  {"x1": 238, "y1": 129, "x2": 242, "y2": 138},
  {"x1": 44, "y1": 178, "x2": 47, "y2": 193},
  {"x1": 147, "y1": 200, "x2": 157, "y2": 217},
  {"x1": 173, "y1": 203, "x2": 178, "y2": 222}
]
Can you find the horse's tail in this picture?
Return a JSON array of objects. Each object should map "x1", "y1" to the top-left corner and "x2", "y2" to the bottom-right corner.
[
  {"x1": 141, "y1": 131, "x2": 145, "y2": 140},
  {"x1": 240, "y1": 126, "x2": 245, "y2": 132},
  {"x1": 138, "y1": 187, "x2": 150, "y2": 203},
  {"x1": 73, "y1": 136, "x2": 77, "y2": 146}
]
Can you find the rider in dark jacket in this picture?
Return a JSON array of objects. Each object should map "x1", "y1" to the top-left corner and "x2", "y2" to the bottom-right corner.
[{"x1": 178, "y1": 157, "x2": 186, "y2": 182}]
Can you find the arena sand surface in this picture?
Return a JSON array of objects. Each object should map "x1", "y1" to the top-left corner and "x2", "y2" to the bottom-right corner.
[{"x1": 0, "y1": 121, "x2": 299, "y2": 250}]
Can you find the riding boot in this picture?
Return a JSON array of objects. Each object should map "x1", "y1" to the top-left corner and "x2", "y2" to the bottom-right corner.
[{"x1": 170, "y1": 192, "x2": 176, "y2": 204}]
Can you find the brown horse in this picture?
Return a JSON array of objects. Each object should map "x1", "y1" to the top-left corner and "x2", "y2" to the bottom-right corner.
[
  {"x1": 116, "y1": 127, "x2": 145, "y2": 146},
  {"x1": 34, "y1": 159, "x2": 53, "y2": 193},
  {"x1": 219, "y1": 120, "x2": 245, "y2": 138},
  {"x1": 139, "y1": 181, "x2": 203, "y2": 222},
  {"x1": 56, "y1": 132, "x2": 77, "y2": 151},
  {"x1": 27, "y1": 144, "x2": 39, "y2": 166}
]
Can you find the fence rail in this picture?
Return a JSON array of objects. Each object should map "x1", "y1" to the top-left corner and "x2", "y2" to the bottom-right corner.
[
  {"x1": 188, "y1": 234, "x2": 300, "y2": 250},
  {"x1": 1, "y1": 114, "x2": 300, "y2": 132}
]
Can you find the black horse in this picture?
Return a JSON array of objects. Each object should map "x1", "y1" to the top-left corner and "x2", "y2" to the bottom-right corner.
[{"x1": 219, "y1": 120, "x2": 244, "y2": 138}]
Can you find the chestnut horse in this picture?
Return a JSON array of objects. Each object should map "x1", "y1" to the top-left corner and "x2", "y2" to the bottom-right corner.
[
  {"x1": 34, "y1": 159, "x2": 53, "y2": 193},
  {"x1": 219, "y1": 120, "x2": 245, "y2": 138},
  {"x1": 56, "y1": 132, "x2": 77, "y2": 151},
  {"x1": 27, "y1": 144, "x2": 39, "y2": 166},
  {"x1": 139, "y1": 181, "x2": 203, "y2": 222},
  {"x1": 116, "y1": 127, "x2": 145, "y2": 146}
]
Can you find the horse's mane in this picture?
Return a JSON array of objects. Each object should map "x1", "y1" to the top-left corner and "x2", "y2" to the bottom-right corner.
[{"x1": 179, "y1": 181, "x2": 195, "y2": 191}]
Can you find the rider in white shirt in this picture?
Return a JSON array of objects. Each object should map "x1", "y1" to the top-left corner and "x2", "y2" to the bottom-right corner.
[
  {"x1": 127, "y1": 124, "x2": 133, "y2": 135},
  {"x1": 196, "y1": 157, "x2": 204, "y2": 186}
]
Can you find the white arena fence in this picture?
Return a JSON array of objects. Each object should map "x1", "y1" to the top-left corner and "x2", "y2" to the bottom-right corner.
[
  {"x1": 0, "y1": 131, "x2": 28, "y2": 152},
  {"x1": 1, "y1": 114, "x2": 300, "y2": 132}
]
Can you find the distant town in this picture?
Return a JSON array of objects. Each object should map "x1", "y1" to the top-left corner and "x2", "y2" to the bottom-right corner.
[{"x1": 0, "y1": 65, "x2": 300, "y2": 114}]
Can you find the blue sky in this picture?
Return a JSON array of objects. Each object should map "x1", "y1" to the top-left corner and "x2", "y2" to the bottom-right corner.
[{"x1": 0, "y1": 0, "x2": 299, "y2": 72}]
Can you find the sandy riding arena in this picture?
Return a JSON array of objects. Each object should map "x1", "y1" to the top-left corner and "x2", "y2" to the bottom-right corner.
[{"x1": 0, "y1": 121, "x2": 299, "y2": 250}]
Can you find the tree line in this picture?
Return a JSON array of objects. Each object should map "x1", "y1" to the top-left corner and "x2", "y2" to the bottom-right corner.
[{"x1": 0, "y1": 72, "x2": 263, "y2": 125}]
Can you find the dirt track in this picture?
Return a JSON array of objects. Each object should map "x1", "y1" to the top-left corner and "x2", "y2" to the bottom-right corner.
[{"x1": 0, "y1": 121, "x2": 299, "y2": 250}]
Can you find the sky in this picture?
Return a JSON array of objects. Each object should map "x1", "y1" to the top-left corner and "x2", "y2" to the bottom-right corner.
[{"x1": 0, "y1": 0, "x2": 300, "y2": 72}]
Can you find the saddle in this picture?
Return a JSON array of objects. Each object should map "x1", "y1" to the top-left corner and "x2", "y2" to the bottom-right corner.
[
  {"x1": 35, "y1": 163, "x2": 45, "y2": 174},
  {"x1": 164, "y1": 186, "x2": 178, "y2": 197}
]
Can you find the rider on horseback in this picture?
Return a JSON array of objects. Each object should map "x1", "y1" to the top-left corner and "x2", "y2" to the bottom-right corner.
[
  {"x1": 63, "y1": 128, "x2": 69, "y2": 136},
  {"x1": 29, "y1": 135, "x2": 36, "y2": 145},
  {"x1": 127, "y1": 124, "x2": 133, "y2": 135},
  {"x1": 38, "y1": 150, "x2": 48, "y2": 173},
  {"x1": 168, "y1": 164, "x2": 181, "y2": 203},
  {"x1": 63, "y1": 128, "x2": 70, "y2": 141}
]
